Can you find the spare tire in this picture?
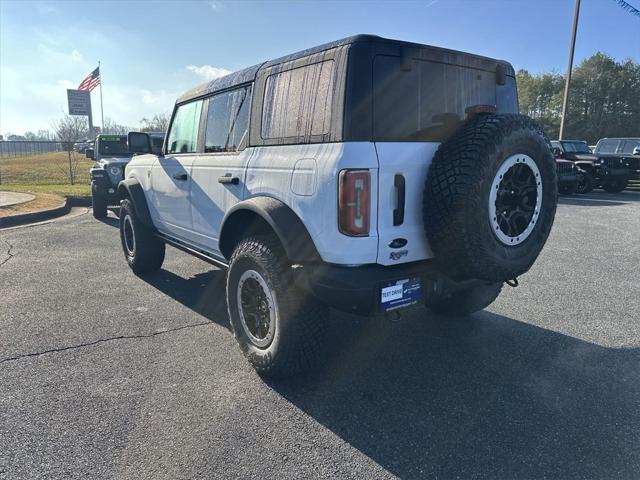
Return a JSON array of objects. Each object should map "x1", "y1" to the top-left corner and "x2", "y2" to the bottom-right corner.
[{"x1": 423, "y1": 114, "x2": 557, "y2": 282}]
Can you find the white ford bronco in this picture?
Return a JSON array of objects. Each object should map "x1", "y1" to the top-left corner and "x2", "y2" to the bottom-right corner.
[{"x1": 120, "y1": 35, "x2": 557, "y2": 377}]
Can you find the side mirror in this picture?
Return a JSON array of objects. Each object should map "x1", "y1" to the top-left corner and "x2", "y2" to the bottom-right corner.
[
  {"x1": 128, "y1": 132, "x2": 151, "y2": 154},
  {"x1": 85, "y1": 148, "x2": 94, "y2": 160},
  {"x1": 551, "y1": 147, "x2": 561, "y2": 157},
  {"x1": 632, "y1": 146, "x2": 640, "y2": 156}
]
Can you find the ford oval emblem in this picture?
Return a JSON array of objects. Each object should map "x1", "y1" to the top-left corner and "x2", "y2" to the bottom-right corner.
[{"x1": 388, "y1": 238, "x2": 408, "y2": 249}]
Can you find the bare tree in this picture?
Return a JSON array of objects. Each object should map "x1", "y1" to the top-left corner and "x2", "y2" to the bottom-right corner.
[
  {"x1": 102, "y1": 117, "x2": 132, "y2": 135},
  {"x1": 52, "y1": 115, "x2": 89, "y2": 143},
  {"x1": 51, "y1": 115, "x2": 89, "y2": 185},
  {"x1": 140, "y1": 113, "x2": 170, "y2": 133}
]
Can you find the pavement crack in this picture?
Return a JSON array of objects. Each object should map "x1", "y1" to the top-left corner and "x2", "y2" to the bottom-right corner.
[
  {"x1": 0, "y1": 239, "x2": 14, "y2": 267},
  {"x1": 0, "y1": 321, "x2": 212, "y2": 364}
]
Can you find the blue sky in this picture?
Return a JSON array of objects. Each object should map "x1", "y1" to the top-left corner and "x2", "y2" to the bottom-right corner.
[{"x1": 1, "y1": 0, "x2": 638, "y2": 136}]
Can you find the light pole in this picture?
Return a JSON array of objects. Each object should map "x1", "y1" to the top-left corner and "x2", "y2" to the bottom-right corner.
[{"x1": 559, "y1": 0, "x2": 581, "y2": 140}]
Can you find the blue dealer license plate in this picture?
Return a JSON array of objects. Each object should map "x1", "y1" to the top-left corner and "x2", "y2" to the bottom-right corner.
[{"x1": 380, "y1": 277, "x2": 421, "y2": 312}]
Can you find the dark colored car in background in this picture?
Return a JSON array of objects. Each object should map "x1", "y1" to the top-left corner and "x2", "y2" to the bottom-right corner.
[
  {"x1": 594, "y1": 138, "x2": 640, "y2": 187},
  {"x1": 556, "y1": 159, "x2": 578, "y2": 195},
  {"x1": 551, "y1": 140, "x2": 630, "y2": 193}
]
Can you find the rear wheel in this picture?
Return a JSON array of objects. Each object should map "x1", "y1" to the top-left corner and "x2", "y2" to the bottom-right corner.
[
  {"x1": 226, "y1": 235, "x2": 329, "y2": 378},
  {"x1": 119, "y1": 198, "x2": 165, "y2": 274},
  {"x1": 603, "y1": 179, "x2": 627, "y2": 193},
  {"x1": 426, "y1": 283, "x2": 503, "y2": 317}
]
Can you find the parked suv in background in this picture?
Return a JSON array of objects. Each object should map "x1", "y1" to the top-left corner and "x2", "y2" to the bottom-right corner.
[
  {"x1": 88, "y1": 133, "x2": 164, "y2": 218},
  {"x1": 551, "y1": 140, "x2": 630, "y2": 193},
  {"x1": 556, "y1": 159, "x2": 578, "y2": 195},
  {"x1": 594, "y1": 137, "x2": 640, "y2": 187},
  {"x1": 119, "y1": 35, "x2": 557, "y2": 377}
]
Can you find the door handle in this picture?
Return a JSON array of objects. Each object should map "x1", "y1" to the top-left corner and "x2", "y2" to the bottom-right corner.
[
  {"x1": 393, "y1": 174, "x2": 405, "y2": 226},
  {"x1": 173, "y1": 172, "x2": 188, "y2": 181},
  {"x1": 218, "y1": 175, "x2": 239, "y2": 185}
]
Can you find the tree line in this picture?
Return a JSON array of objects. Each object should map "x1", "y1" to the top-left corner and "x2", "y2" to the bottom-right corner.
[
  {"x1": 2, "y1": 113, "x2": 170, "y2": 143},
  {"x1": 518, "y1": 52, "x2": 639, "y2": 143}
]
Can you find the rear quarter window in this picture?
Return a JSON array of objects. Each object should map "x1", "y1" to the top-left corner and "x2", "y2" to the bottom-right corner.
[{"x1": 261, "y1": 60, "x2": 335, "y2": 139}]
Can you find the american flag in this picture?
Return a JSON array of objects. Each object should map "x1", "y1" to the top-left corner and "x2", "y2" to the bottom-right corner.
[{"x1": 78, "y1": 67, "x2": 100, "y2": 91}]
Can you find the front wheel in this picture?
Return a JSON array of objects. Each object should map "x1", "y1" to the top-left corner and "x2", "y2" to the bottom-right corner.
[
  {"x1": 576, "y1": 171, "x2": 594, "y2": 194},
  {"x1": 226, "y1": 235, "x2": 329, "y2": 378},
  {"x1": 92, "y1": 187, "x2": 108, "y2": 218},
  {"x1": 603, "y1": 179, "x2": 628, "y2": 193},
  {"x1": 119, "y1": 198, "x2": 165, "y2": 274},
  {"x1": 426, "y1": 283, "x2": 503, "y2": 317}
]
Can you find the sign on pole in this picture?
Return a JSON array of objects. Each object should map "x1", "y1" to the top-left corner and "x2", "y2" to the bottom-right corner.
[
  {"x1": 67, "y1": 89, "x2": 91, "y2": 116},
  {"x1": 67, "y1": 89, "x2": 94, "y2": 139}
]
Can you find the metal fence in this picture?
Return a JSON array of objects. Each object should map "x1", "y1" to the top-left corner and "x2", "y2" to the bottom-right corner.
[
  {"x1": 0, "y1": 140, "x2": 73, "y2": 158},
  {"x1": 0, "y1": 141, "x2": 92, "y2": 186}
]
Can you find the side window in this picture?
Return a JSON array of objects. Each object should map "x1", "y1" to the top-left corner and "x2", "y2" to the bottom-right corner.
[
  {"x1": 167, "y1": 100, "x2": 203, "y2": 154},
  {"x1": 204, "y1": 85, "x2": 252, "y2": 153},
  {"x1": 596, "y1": 139, "x2": 618, "y2": 154},
  {"x1": 620, "y1": 140, "x2": 640, "y2": 154},
  {"x1": 261, "y1": 60, "x2": 335, "y2": 139}
]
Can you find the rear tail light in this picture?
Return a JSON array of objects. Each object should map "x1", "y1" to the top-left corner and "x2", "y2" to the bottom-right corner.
[{"x1": 338, "y1": 169, "x2": 370, "y2": 236}]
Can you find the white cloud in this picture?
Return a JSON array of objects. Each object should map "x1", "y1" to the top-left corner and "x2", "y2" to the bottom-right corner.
[
  {"x1": 186, "y1": 64, "x2": 232, "y2": 81},
  {"x1": 209, "y1": 1, "x2": 222, "y2": 11},
  {"x1": 71, "y1": 49, "x2": 83, "y2": 62}
]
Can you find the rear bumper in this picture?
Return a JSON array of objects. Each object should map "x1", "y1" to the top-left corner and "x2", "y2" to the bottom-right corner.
[{"x1": 295, "y1": 260, "x2": 484, "y2": 316}]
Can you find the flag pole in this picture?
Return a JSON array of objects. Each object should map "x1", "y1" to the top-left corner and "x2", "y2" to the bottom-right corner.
[{"x1": 98, "y1": 60, "x2": 105, "y2": 131}]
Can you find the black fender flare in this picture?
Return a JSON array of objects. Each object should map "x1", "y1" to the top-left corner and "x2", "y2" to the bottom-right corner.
[
  {"x1": 117, "y1": 178, "x2": 154, "y2": 229},
  {"x1": 219, "y1": 197, "x2": 321, "y2": 262}
]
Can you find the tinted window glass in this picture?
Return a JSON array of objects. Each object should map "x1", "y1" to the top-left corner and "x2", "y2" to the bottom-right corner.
[
  {"x1": 205, "y1": 86, "x2": 251, "y2": 152},
  {"x1": 620, "y1": 140, "x2": 640, "y2": 154},
  {"x1": 596, "y1": 139, "x2": 619, "y2": 154},
  {"x1": 372, "y1": 56, "x2": 516, "y2": 142},
  {"x1": 261, "y1": 60, "x2": 335, "y2": 139},
  {"x1": 98, "y1": 136, "x2": 128, "y2": 156},
  {"x1": 167, "y1": 100, "x2": 203, "y2": 154},
  {"x1": 561, "y1": 141, "x2": 590, "y2": 153}
]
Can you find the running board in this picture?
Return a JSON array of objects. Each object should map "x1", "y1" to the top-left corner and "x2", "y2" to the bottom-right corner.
[{"x1": 156, "y1": 233, "x2": 229, "y2": 269}]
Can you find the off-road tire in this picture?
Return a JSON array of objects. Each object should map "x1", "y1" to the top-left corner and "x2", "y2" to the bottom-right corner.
[
  {"x1": 423, "y1": 114, "x2": 557, "y2": 282},
  {"x1": 119, "y1": 198, "x2": 165, "y2": 274},
  {"x1": 226, "y1": 235, "x2": 329, "y2": 378},
  {"x1": 603, "y1": 179, "x2": 628, "y2": 193},
  {"x1": 576, "y1": 171, "x2": 594, "y2": 194},
  {"x1": 92, "y1": 189, "x2": 108, "y2": 218},
  {"x1": 426, "y1": 283, "x2": 503, "y2": 317}
]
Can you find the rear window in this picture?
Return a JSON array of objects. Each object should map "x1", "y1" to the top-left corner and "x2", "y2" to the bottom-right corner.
[
  {"x1": 372, "y1": 56, "x2": 517, "y2": 142},
  {"x1": 261, "y1": 60, "x2": 335, "y2": 139},
  {"x1": 596, "y1": 139, "x2": 619, "y2": 154}
]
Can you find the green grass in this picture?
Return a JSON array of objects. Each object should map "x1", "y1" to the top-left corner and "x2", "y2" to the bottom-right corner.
[
  {"x1": 1, "y1": 183, "x2": 91, "y2": 197},
  {"x1": 0, "y1": 151, "x2": 93, "y2": 197}
]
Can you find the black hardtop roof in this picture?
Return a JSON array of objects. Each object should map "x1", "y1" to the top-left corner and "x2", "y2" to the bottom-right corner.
[{"x1": 176, "y1": 34, "x2": 514, "y2": 104}]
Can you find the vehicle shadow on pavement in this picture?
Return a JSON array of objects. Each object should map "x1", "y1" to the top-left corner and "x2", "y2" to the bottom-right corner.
[
  {"x1": 268, "y1": 309, "x2": 640, "y2": 479},
  {"x1": 140, "y1": 268, "x2": 230, "y2": 330},
  {"x1": 558, "y1": 197, "x2": 627, "y2": 207}
]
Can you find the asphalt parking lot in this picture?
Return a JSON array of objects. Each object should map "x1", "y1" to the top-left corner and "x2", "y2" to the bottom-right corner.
[{"x1": 1, "y1": 191, "x2": 639, "y2": 479}]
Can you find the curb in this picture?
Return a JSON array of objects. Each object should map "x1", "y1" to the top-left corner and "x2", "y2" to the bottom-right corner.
[{"x1": 0, "y1": 196, "x2": 91, "y2": 229}]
